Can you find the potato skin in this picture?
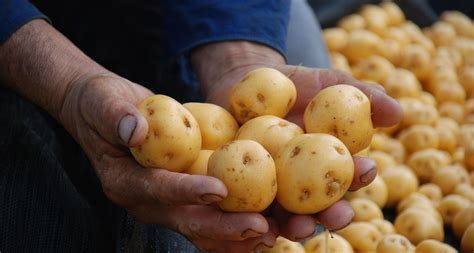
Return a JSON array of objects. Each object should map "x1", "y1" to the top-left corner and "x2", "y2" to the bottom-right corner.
[
  {"x1": 207, "y1": 140, "x2": 276, "y2": 212},
  {"x1": 183, "y1": 103, "x2": 238, "y2": 150},
  {"x1": 229, "y1": 67, "x2": 296, "y2": 124},
  {"x1": 376, "y1": 234, "x2": 414, "y2": 253},
  {"x1": 304, "y1": 84, "x2": 373, "y2": 154},
  {"x1": 304, "y1": 232, "x2": 354, "y2": 253},
  {"x1": 130, "y1": 95, "x2": 201, "y2": 172},
  {"x1": 415, "y1": 239, "x2": 457, "y2": 253},
  {"x1": 337, "y1": 222, "x2": 383, "y2": 253},
  {"x1": 263, "y1": 237, "x2": 305, "y2": 253},
  {"x1": 394, "y1": 208, "x2": 444, "y2": 245},
  {"x1": 461, "y1": 223, "x2": 474, "y2": 253},
  {"x1": 345, "y1": 175, "x2": 388, "y2": 208},
  {"x1": 275, "y1": 133, "x2": 354, "y2": 214},
  {"x1": 184, "y1": 150, "x2": 213, "y2": 176}
]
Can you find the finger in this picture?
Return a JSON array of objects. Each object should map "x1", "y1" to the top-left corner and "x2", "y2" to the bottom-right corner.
[
  {"x1": 272, "y1": 203, "x2": 316, "y2": 241},
  {"x1": 166, "y1": 205, "x2": 270, "y2": 241},
  {"x1": 315, "y1": 199, "x2": 354, "y2": 231},
  {"x1": 349, "y1": 156, "x2": 377, "y2": 191}
]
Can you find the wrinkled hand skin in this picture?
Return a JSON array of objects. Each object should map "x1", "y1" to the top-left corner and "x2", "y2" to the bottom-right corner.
[{"x1": 192, "y1": 41, "x2": 403, "y2": 243}]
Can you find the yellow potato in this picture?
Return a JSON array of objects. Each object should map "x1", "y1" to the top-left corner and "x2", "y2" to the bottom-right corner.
[
  {"x1": 350, "y1": 198, "x2": 383, "y2": 221},
  {"x1": 441, "y1": 11, "x2": 474, "y2": 38},
  {"x1": 424, "y1": 21, "x2": 457, "y2": 47},
  {"x1": 184, "y1": 150, "x2": 213, "y2": 176},
  {"x1": 398, "y1": 98, "x2": 439, "y2": 128},
  {"x1": 431, "y1": 165, "x2": 470, "y2": 195},
  {"x1": 380, "y1": 1, "x2": 405, "y2": 26},
  {"x1": 435, "y1": 125, "x2": 457, "y2": 154},
  {"x1": 344, "y1": 30, "x2": 384, "y2": 63},
  {"x1": 382, "y1": 27, "x2": 410, "y2": 47},
  {"x1": 406, "y1": 149, "x2": 451, "y2": 183},
  {"x1": 438, "y1": 102, "x2": 464, "y2": 124},
  {"x1": 459, "y1": 124, "x2": 474, "y2": 148},
  {"x1": 376, "y1": 234, "x2": 415, "y2": 253},
  {"x1": 398, "y1": 44, "x2": 431, "y2": 81},
  {"x1": 394, "y1": 208, "x2": 444, "y2": 245},
  {"x1": 370, "y1": 219, "x2": 396, "y2": 236},
  {"x1": 371, "y1": 135, "x2": 406, "y2": 163},
  {"x1": 415, "y1": 239, "x2": 457, "y2": 253},
  {"x1": 426, "y1": 68, "x2": 458, "y2": 94},
  {"x1": 229, "y1": 67, "x2": 296, "y2": 124},
  {"x1": 381, "y1": 165, "x2": 419, "y2": 208},
  {"x1": 376, "y1": 124, "x2": 400, "y2": 136},
  {"x1": 337, "y1": 222, "x2": 383, "y2": 253},
  {"x1": 433, "y1": 82, "x2": 466, "y2": 105},
  {"x1": 452, "y1": 37, "x2": 474, "y2": 66},
  {"x1": 397, "y1": 125, "x2": 439, "y2": 154},
  {"x1": 452, "y1": 205, "x2": 474, "y2": 239},
  {"x1": 382, "y1": 68, "x2": 421, "y2": 99},
  {"x1": 459, "y1": 66, "x2": 474, "y2": 99},
  {"x1": 454, "y1": 147, "x2": 465, "y2": 164},
  {"x1": 330, "y1": 52, "x2": 352, "y2": 75},
  {"x1": 130, "y1": 95, "x2": 201, "y2": 172},
  {"x1": 352, "y1": 55, "x2": 395, "y2": 83},
  {"x1": 465, "y1": 141, "x2": 474, "y2": 172},
  {"x1": 417, "y1": 183, "x2": 443, "y2": 204},
  {"x1": 438, "y1": 117, "x2": 461, "y2": 141},
  {"x1": 453, "y1": 183, "x2": 474, "y2": 202},
  {"x1": 323, "y1": 28, "x2": 349, "y2": 52},
  {"x1": 183, "y1": 103, "x2": 238, "y2": 150},
  {"x1": 304, "y1": 231, "x2": 353, "y2": 253},
  {"x1": 461, "y1": 223, "x2": 474, "y2": 253},
  {"x1": 397, "y1": 192, "x2": 435, "y2": 214},
  {"x1": 337, "y1": 14, "x2": 366, "y2": 31},
  {"x1": 381, "y1": 39, "x2": 402, "y2": 65},
  {"x1": 419, "y1": 91, "x2": 437, "y2": 107},
  {"x1": 304, "y1": 84, "x2": 373, "y2": 154},
  {"x1": 355, "y1": 147, "x2": 369, "y2": 157},
  {"x1": 275, "y1": 133, "x2": 353, "y2": 214},
  {"x1": 465, "y1": 99, "x2": 474, "y2": 122},
  {"x1": 437, "y1": 194, "x2": 471, "y2": 225},
  {"x1": 235, "y1": 115, "x2": 303, "y2": 158},
  {"x1": 207, "y1": 140, "x2": 276, "y2": 212},
  {"x1": 435, "y1": 46, "x2": 463, "y2": 68},
  {"x1": 262, "y1": 236, "x2": 305, "y2": 253},
  {"x1": 369, "y1": 150, "x2": 397, "y2": 173},
  {"x1": 359, "y1": 4, "x2": 388, "y2": 35},
  {"x1": 345, "y1": 175, "x2": 388, "y2": 208}
]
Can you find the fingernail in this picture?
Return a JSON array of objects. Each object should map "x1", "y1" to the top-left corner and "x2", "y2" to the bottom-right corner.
[
  {"x1": 241, "y1": 229, "x2": 263, "y2": 238},
  {"x1": 360, "y1": 167, "x2": 377, "y2": 184},
  {"x1": 118, "y1": 115, "x2": 137, "y2": 144},
  {"x1": 200, "y1": 194, "x2": 224, "y2": 204},
  {"x1": 254, "y1": 243, "x2": 271, "y2": 251}
]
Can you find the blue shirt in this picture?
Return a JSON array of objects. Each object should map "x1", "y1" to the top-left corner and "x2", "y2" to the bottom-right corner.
[{"x1": 0, "y1": 0, "x2": 290, "y2": 58}]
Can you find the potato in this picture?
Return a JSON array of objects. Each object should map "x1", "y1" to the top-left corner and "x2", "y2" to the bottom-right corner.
[
  {"x1": 382, "y1": 68, "x2": 421, "y2": 99},
  {"x1": 459, "y1": 124, "x2": 474, "y2": 147},
  {"x1": 454, "y1": 147, "x2": 465, "y2": 164},
  {"x1": 382, "y1": 27, "x2": 410, "y2": 47},
  {"x1": 183, "y1": 103, "x2": 238, "y2": 150},
  {"x1": 433, "y1": 83, "x2": 466, "y2": 105},
  {"x1": 376, "y1": 234, "x2": 415, "y2": 253},
  {"x1": 330, "y1": 52, "x2": 352, "y2": 75},
  {"x1": 398, "y1": 44, "x2": 431, "y2": 81},
  {"x1": 130, "y1": 95, "x2": 201, "y2": 172},
  {"x1": 369, "y1": 150, "x2": 397, "y2": 173},
  {"x1": 381, "y1": 166, "x2": 419, "y2": 207},
  {"x1": 207, "y1": 140, "x2": 276, "y2": 212},
  {"x1": 438, "y1": 117, "x2": 461, "y2": 140},
  {"x1": 453, "y1": 184, "x2": 474, "y2": 202},
  {"x1": 426, "y1": 68, "x2": 458, "y2": 94},
  {"x1": 371, "y1": 135, "x2": 406, "y2": 163},
  {"x1": 437, "y1": 194, "x2": 471, "y2": 225},
  {"x1": 355, "y1": 147, "x2": 369, "y2": 157},
  {"x1": 337, "y1": 222, "x2": 383, "y2": 252},
  {"x1": 381, "y1": 39, "x2": 402, "y2": 65},
  {"x1": 465, "y1": 141, "x2": 474, "y2": 172},
  {"x1": 345, "y1": 175, "x2": 388, "y2": 208},
  {"x1": 452, "y1": 205, "x2": 474, "y2": 239},
  {"x1": 460, "y1": 66, "x2": 474, "y2": 99},
  {"x1": 452, "y1": 37, "x2": 474, "y2": 66},
  {"x1": 359, "y1": 4, "x2": 388, "y2": 36},
  {"x1": 344, "y1": 30, "x2": 384, "y2": 63},
  {"x1": 337, "y1": 14, "x2": 366, "y2": 31},
  {"x1": 380, "y1": 2, "x2": 405, "y2": 26},
  {"x1": 435, "y1": 125, "x2": 457, "y2": 154},
  {"x1": 438, "y1": 102, "x2": 464, "y2": 124},
  {"x1": 352, "y1": 55, "x2": 395, "y2": 83},
  {"x1": 441, "y1": 11, "x2": 474, "y2": 38},
  {"x1": 323, "y1": 28, "x2": 349, "y2": 52},
  {"x1": 424, "y1": 21, "x2": 457, "y2": 47},
  {"x1": 304, "y1": 231, "x2": 353, "y2": 253},
  {"x1": 397, "y1": 125, "x2": 439, "y2": 154},
  {"x1": 406, "y1": 149, "x2": 451, "y2": 183},
  {"x1": 229, "y1": 67, "x2": 296, "y2": 124},
  {"x1": 304, "y1": 84, "x2": 373, "y2": 154},
  {"x1": 235, "y1": 115, "x2": 303, "y2": 158},
  {"x1": 465, "y1": 99, "x2": 474, "y2": 122},
  {"x1": 415, "y1": 239, "x2": 457, "y2": 253},
  {"x1": 184, "y1": 150, "x2": 213, "y2": 176},
  {"x1": 370, "y1": 219, "x2": 396, "y2": 236},
  {"x1": 419, "y1": 91, "x2": 437, "y2": 107},
  {"x1": 262, "y1": 236, "x2": 305, "y2": 253},
  {"x1": 398, "y1": 98, "x2": 439, "y2": 127},
  {"x1": 275, "y1": 134, "x2": 353, "y2": 214},
  {"x1": 435, "y1": 46, "x2": 463, "y2": 68},
  {"x1": 397, "y1": 192, "x2": 435, "y2": 214},
  {"x1": 461, "y1": 223, "x2": 474, "y2": 253},
  {"x1": 394, "y1": 208, "x2": 444, "y2": 245},
  {"x1": 431, "y1": 165, "x2": 470, "y2": 195},
  {"x1": 417, "y1": 183, "x2": 443, "y2": 204},
  {"x1": 350, "y1": 198, "x2": 383, "y2": 221}
]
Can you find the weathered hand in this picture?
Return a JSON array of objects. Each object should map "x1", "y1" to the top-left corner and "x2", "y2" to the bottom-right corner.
[
  {"x1": 192, "y1": 41, "x2": 403, "y2": 240},
  {"x1": 58, "y1": 74, "x2": 278, "y2": 252}
]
